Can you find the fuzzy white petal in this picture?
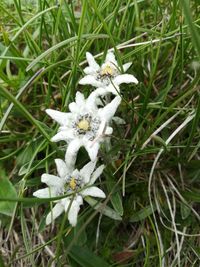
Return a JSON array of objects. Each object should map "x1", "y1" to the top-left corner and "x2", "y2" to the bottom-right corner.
[
  {"x1": 83, "y1": 66, "x2": 96, "y2": 75},
  {"x1": 55, "y1": 158, "x2": 69, "y2": 179},
  {"x1": 33, "y1": 188, "x2": 57, "y2": 198},
  {"x1": 87, "y1": 88, "x2": 109, "y2": 106},
  {"x1": 81, "y1": 186, "x2": 106, "y2": 198},
  {"x1": 75, "y1": 92, "x2": 85, "y2": 106},
  {"x1": 123, "y1": 62, "x2": 132, "y2": 72},
  {"x1": 69, "y1": 102, "x2": 78, "y2": 113},
  {"x1": 99, "y1": 96, "x2": 121, "y2": 122},
  {"x1": 46, "y1": 109, "x2": 71, "y2": 126},
  {"x1": 41, "y1": 174, "x2": 63, "y2": 188},
  {"x1": 105, "y1": 126, "x2": 113, "y2": 135},
  {"x1": 84, "y1": 140, "x2": 100, "y2": 162},
  {"x1": 46, "y1": 203, "x2": 64, "y2": 225},
  {"x1": 51, "y1": 130, "x2": 73, "y2": 142},
  {"x1": 90, "y1": 165, "x2": 105, "y2": 185},
  {"x1": 105, "y1": 84, "x2": 120, "y2": 95},
  {"x1": 86, "y1": 88, "x2": 109, "y2": 111},
  {"x1": 86, "y1": 52, "x2": 100, "y2": 71},
  {"x1": 80, "y1": 161, "x2": 97, "y2": 184},
  {"x1": 65, "y1": 139, "x2": 82, "y2": 168},
  {"x1": 68, "y1": 197, "x2": 83, "y2": 226},
  {"x1": 79, "y1": 75, "x2": 103, "y2": 87},
  {"x1": 95, "y1": 98, "x2": 104, "y2": 107},
  {"x1": 105, "y1": 51, "x2": 118, "y2": 66},
  {"x1": 71, "y1": 169, "x2": 80, "y2": 178},
  {"x1": 113, "y1": 74, "x2": 138, "y2": 85},
  {"x1": 62, "y1": 197, "x2": 71, "y2": 211}
]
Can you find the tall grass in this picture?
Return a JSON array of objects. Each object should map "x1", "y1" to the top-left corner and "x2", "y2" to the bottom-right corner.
[{"x1": 0, "y1": 0, "x2": 200, "y2": 266}]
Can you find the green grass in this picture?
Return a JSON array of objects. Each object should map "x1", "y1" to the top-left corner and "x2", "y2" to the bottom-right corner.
[{"x1": 0, "y1": 0, "x2": 200, "y2": 266}]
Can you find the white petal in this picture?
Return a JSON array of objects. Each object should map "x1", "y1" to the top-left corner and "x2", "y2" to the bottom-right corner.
[
  {"x1": 51, "y1": 130, "x2": 73, "y2": 142},
  {"x1": 84, "y1": 140, "x2": 100, "y2": 162},
  {"x1": 69, "y1": 102, "x2": 78, "y2": 113},
  {"x1": 105, "y1": 84, "x2": 120, "y2": 95},
  {"x1": 86, "y1": 52, "x2": 100, "y2": 71},
  {"x1": 95, "y1": 98, "x2": 104, "y2": 107},
  {"x1": 41, "y1": 174, "x2": 63, "y2": 187},
  {"x1": 99, "y1": 96, "x2": 121, "y2": 122},
  {"x1": 81, "y1": 186, "x2": 106, "y2": 198},
  {"x1": 113, "y1": 74, "x2": 138, "y2": 85},
  {"x1": 123, "y1": 62, "x2": 132, "y2": 72},
  {"x1": 62, "y1": 197, "x2": 71, "y2": 211},
  {"x1": 90, "y1": 165, "x2": 105, "y2": 185},
  {"x1": 80, "y1": 161, "x2": 97, "y2": 184},
  {"x1": 55, "y1": 158, "x2": 69, "y2": 179},
  {"x1": 33, "y1": 187, "x2": 57, "y2": 198},
  {"x1": 83, "y1": 66, "x2": 96, "y2": 75},
  {"x1": 97, "y1": 121, "x2": 107, "y2": 137},
  {"x1": 68, "y1": 197, "x2": 83, "y2": 226},
  {"x1": 65, "y1": 139, "x2": 82, "y2": 168},
  {"x1": 46, "y1": 203, "x2": 64, "y2": 225},
  {"x1": 105, "y1": 126, "x2": 113, "y2": 135},
  {"x1": 58, "y1": 127, "x2": 75, "y2": 137},
  {"x1": 46, "y1": 109, "x2": 71, "y2": 126},
  {"x1": 75, "y1": 92, "x2": 85, "y2": 106},
  {"x1": 86, "y1": 88, "x2": 108, "y2": 111},
  {"x1": 79, "y1": 75, "x2": 103, "y2": 87},
  {"x1": 76, "y1": 195, "x2": 84, "y2": 205},
  {"x1": 105, "y1": 51, "x2": 118, "y2": 66},
  {"x1": 71, "y1": 169, "x2": 80, "y2": 178},
  {"x1": 87, "y1": 87, "x2": 109, "y2": 106}
]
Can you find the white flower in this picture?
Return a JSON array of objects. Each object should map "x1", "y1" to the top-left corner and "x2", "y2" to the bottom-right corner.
[
  {"x1": 46, "y1": 91, "x2": 121, "y2": 166},
  {"x1": 33, "y1": 159, "x2": 105, "y2": 226},
  {"x1": 79, "y1": 51, "x2": 138, "y2": 94}
]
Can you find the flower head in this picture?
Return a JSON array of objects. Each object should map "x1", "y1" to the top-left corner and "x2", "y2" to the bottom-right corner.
[
  {"x1": 33, "y1": 159, "x2": 105, "y2": 226},
  {"x1": 79, "y1": 51, "x2": 138, "y2": 94},
  {"x1": 46, "y1": 91, "x2": 121, "y2": 166}
]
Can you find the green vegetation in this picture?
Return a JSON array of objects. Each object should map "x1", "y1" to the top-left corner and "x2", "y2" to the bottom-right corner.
[{"x1": 0, "y1": 0, "x2": 200, "y2": 266}]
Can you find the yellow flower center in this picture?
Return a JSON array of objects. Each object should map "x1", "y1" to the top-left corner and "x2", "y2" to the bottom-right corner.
[
  {"x1": 77, "y1": 119, "x2": 90, "y2": 131},
  {"x1": 101, "y1": 65, "x2": 113, "y2": 76},
  {"x1": 69, "y1": 177, "x2": 77, "y2": 190}
]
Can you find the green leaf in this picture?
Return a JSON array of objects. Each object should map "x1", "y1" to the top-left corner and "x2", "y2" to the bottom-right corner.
[
  {"x1": 105, "y1": 172, "x2": 123, "y2": 216},
  {"x1": 0, "y1": 252, "x2": 5, "y2": 267},
  {"x1": 0, "y1": 85, "x2": 50, "y2": 141},
  {"x1": 64, "y1": 221, "x2": 87, "y2": 247},
  {"x1": 85, "y1": 197, "x2": 122, "y2": 221},
  {"x1": 129, "y1": 205, "x2": 156, "y2": 222},
  {"x1": 18, "y1": 160, "x2": 45, "y2": 176},
  {"x1": 152, "y1": 135, "x2": 169, "y2": 150},
  {"x1": 69, "y1": 245, "x2": 110, "y2": 267},
  {"x1": 182, "y1": 0, "x2": 200, "y2": 59},
  {"x1": 182, "y1": 190, "x2": 200, "y2": 202},
  {"x1": 180, "y1": 203, "x2": 191, "y2": 220},
  {"x1": 0, "y1": 167, "x2": 17, "y2": 216}
]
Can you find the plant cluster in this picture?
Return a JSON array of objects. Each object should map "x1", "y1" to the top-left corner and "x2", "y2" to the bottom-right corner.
[{"x1": 33, "y1": 51, "x2": 138, "y2": 227}]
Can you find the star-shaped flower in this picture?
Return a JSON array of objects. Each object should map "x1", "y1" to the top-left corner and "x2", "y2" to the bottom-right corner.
[
  {"x1": 79, "y1": 51, "x2": 138, "y2": 94},
  {"x1": 46, "y1": 91, "x2": 121, "y2": 166},
  {"x1": 33, "y1": 159, "x2": 105, "y2": 226}
]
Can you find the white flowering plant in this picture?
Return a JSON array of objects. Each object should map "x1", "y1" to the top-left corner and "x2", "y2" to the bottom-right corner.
[
  {"x1": 34, "y1": 159, "x2": 105, "y2": 226},
  {"x1": 79, "y1": 51, "x2": 138, "y2": 94},
  {"x1": 33, "y1": 50, "x2": 138, "y2": 227}
]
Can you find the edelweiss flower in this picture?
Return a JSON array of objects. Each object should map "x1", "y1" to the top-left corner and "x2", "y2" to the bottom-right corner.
[
  {"x1": 46, "y1": 91, "x2": 121, "y2": 166},
  {"x1": 33, "y1": 159, "x2": 105, "y2": 226},
  {"x1": 79, "y1": 51, "x2": 138, "y2": 94}
]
